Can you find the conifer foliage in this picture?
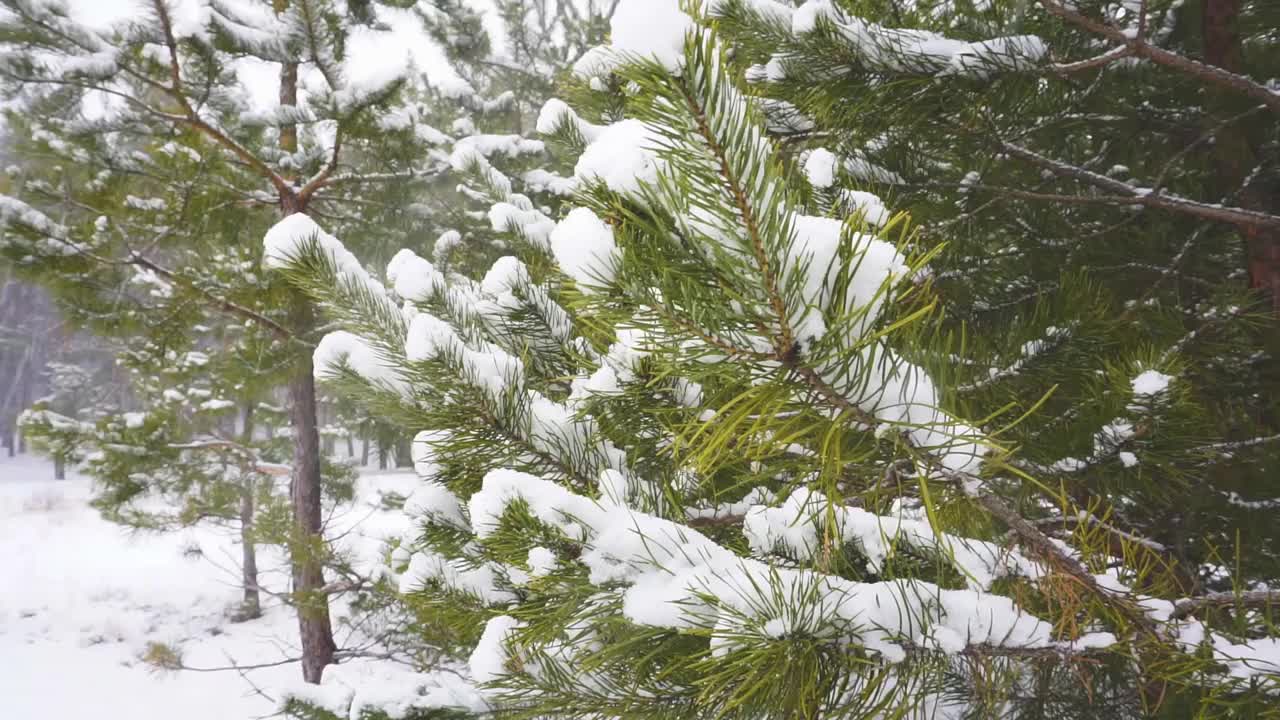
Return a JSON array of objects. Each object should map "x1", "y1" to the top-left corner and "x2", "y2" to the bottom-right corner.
[
  {"x1": 0, "y1": 0, "x2": 517, "y2": 683},
  {"x1": 266, "y1": 2, "x2": 1279, "y2": 717}
]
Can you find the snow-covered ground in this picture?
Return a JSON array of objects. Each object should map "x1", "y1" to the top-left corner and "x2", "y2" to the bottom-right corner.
[{"x1": 0, "y1": 453, "x2": 417, "y2": 720}]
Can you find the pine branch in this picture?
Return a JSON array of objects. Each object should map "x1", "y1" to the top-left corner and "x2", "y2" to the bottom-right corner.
[
  {"x1": 125, "y1": 254, "x2": 294, "y2": 340},
  {"x1": 297, "y1": 128, "x2": 344, "y2": 204},
  {"x1": 962, "y1": 480, "x2": 1161, "y2": 637},
  {"x1": 1037, "y1": 0, "x2": 1280, "y2": 116},
  {"x1": 996, "y1": 141, "x2": 1280, "y2": 229},
  {"x1": 148, "y1": 0, "x2": 293, "y2": 198},
  {"x1": 1171, "y1": 591, "x2": 1280, "y2": 621},
  {"x1": 1052, "y1": 45, "x2": 1131, "y2": 74}
]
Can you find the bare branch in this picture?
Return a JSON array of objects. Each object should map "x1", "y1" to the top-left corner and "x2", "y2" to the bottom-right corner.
[
  {"x1": 1038, "y1": 0, "x2": 1280, "y2": 115},
  {"x1": 297, "y1": 128, "x2": 344, "y2": 204},
  {"x1": 998, "y1": 141, "x2": 1280, "y2": 229},
  {"x1": 125, "y1": 254, "x2": 294, "y2": 340},
  {"x1": 1171, "y1": 591, "x2": 1280, "y2": 621},
  {"x1": 1052, "y1": 45, "x2": 1132, "y2": 74}
]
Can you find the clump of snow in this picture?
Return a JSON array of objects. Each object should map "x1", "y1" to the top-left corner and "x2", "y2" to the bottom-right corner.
[
  {"x1": 480, "y1": 256, "x2": 531, "y2": 296},
  {"x1": 549, "y1": 208, "x2": 620, "y2": 292},
  {"x1": 571, "y1": 46, "x2": 619, "y2": 79},
  {"x1": 574, "y1": 119, "x2": 665, "y2": 197},
  {"x1": 536, "y1": 99, "x2": 604, "y2": 142},
  {"x1": 707, "y1": 0, "x2": 795, "y2": 24},
  {"x1": 313, "y1": 331, "x2": 411, "y2": 397},
  {"x1": 278, "y1": 662, "x2": 486, "y2": 720},
  {"x1": 804, "y1": 148, "x2": 839, "y2": 188},
  {"x1": 943, "y1": 36, "x2": 1047, "y2": 79},
  {"x1": 469, "y1": 615, "x2": 523, "y2": 683},
  {"x1": 841, "y1": 190, "x2": 890, "y2": 227},
  {"x1": 432, "y1": 230, "x2": 463, "y2": 265},
  {"x1": 744, "y1": 487, "x2": 1042, "y2": 590},
  {"x1": 1131, "y1": 369, "x2": 1173, "y2": 398},
  {"x1": 521, "y1": 169, "x2": 576, "y2": 196},
  {"x1": 488, "y1": 202, "x2": 555, "y2": 250},
  {"x1": 0, "y1": 195, "x2": 71, "y2": 245},
  {"x1": 387, "y1": 249, "x2": 446, "y2": 302},
  {"x1": 608, "y1": 0, "x2": 696, "y2": 75},
  {"x1": 400, "y1": 551, "x2": 514, "y2": 606},
  {"x1": 404, "y1": 313, "x2": 458, "y2": 362},
  {"x1": 786, "y1": 214, "x2": 908, "y2": 341},
  {"x1": 263, "y1": 215, "x2": 391, "y2": 314},
  {"x1": 793, "y1": 0, "x2": 840, "y2": 33},
  {"x1": 526, "y1": 547, "x2": 558, "y2": 577}
]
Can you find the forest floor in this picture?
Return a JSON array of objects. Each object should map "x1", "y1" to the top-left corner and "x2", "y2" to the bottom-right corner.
[{"x1": 0, "y1": 453, "x2": 419, "y2": 720}]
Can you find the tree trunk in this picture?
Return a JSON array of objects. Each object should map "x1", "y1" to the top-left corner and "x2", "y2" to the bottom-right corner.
[
  {"x1": 361, "y1": 435, "x2": 369, "y2": 466},
  {"x1": 277, "y1": 51, "x2": 336, "y2": 684},
  {"x1": 345, "y1": 433, "x2": 354, "y2": 459},
  {"x1": 320, "y1": 402, "x2": 332, "y2": 455},
  {"x1": 395, "y1": 437, "x2": 412, "y2": 468},
  {"x1": 237, "y1": 404, "x2": 261, "y2": 621},
  {"x1": 1201, "y1": 0, "x2": 1280, "y2": 310},
  {"x1": 54, "y1": 455, "x2": 65, "y2": 481},
  {"x1": 238, "y1": 482, "x2": 262, "y2": 620},
  {"x1": 286, "y1": 309, "x2": 337, "y2": 683}
]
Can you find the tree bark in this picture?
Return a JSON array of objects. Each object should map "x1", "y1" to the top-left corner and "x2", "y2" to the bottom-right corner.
[
  {"x1": 321, "y1": 402, "x2": 335, "y2": 455},
  {"x1": 286, "y1": 317, "x2": 337, "y2": 683},
  {"x1": 395, "y1": 436, "x2": 412, "y2": 468},
  {"x1": 1201, "y1": 0, "x2": 1280, "y2": 310},
  {"x1": 237, "y1": 404, "x2": 261, "y2": 621},
  {"x1": 278, "y1": 53, "x2": 335, "y2": 684},
  {"x1": 238, "y1": 483, "x2": 261, "y2": 620}
]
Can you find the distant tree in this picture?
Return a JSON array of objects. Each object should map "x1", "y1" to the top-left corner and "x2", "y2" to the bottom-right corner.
[{"x1": 0, "y1": 0, "x2": 613, "y2": 683}]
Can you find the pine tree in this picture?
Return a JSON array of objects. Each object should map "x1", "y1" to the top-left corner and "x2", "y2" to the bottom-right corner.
[
  {"x1": 263, "y1": 2, "x2": 1280, "y2": 717},
  {"x1": 707, "y1": 0, "x2": 1280, "y2": 650},
  {"x1": 0, "y1": 0, "x2": 541, "y2": 682},
  {"x1": 19, "y1": 318, "x2": 306, "y2": 619},
  {"x1": 0, "y1": 0, "x2": 616, "y2": 684},
  {"x1": 21, "y1": 359, "x2": 98, "y2": 479},
  {"x1": 0, "y1": 269, "x2": 64, "y2": 457}
]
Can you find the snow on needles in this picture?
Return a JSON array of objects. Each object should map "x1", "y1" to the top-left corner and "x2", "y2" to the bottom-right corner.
[
  {"x1": 468, "y1": 469, "x2": 1085, "y2": 661},
  {"x1": 549, "y1": 208, "x2": 620, "y2": 292},
  {"x1": 1132, "y1": 369, "x2": 1174, "y2": 398},
  {"x1": 278, "y1": 662, "x2": 487, "y2": 720},
  {"x1": 572, "y1": 0, "x2": 696, "y2": 77},
  {"x1": 786, "y1": 1, "x2": 1047, "y2": 79},
  {"x1": 573, "y1": 119, "x2": 665, "y2": 196},
  {"x1": 313, "y1": 331, "x2": 411, "y2": 398},
  {"x1": 264, "y1": 214, "x2": 353, "y2": 272},
  {"x1": 470, "y1": 615, "x2": 523, "y2": 684}
]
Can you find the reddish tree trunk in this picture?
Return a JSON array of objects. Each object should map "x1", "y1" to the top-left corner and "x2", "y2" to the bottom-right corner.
[{"x1": 1202, "y1": 0, "x2": 1280, "y2": 310}]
